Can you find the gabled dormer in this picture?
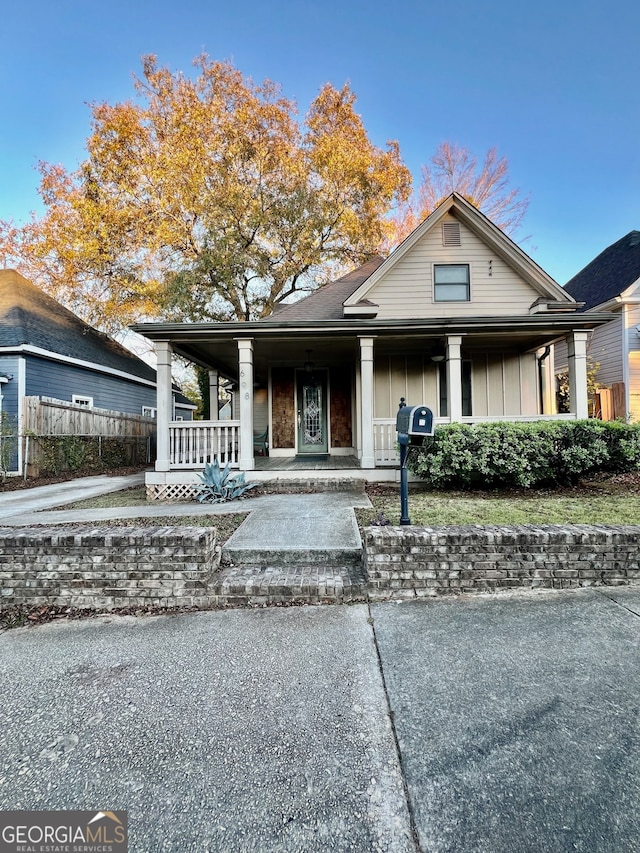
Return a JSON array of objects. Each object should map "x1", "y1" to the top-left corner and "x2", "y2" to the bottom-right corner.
[{"x1": 342, "y1": 193, "x2": 577, "y2": 319}]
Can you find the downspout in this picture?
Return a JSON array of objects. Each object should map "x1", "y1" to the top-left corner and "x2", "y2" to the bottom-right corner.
[{"x1": 537, "y1": 346, "x2": 552, "y2": 415}]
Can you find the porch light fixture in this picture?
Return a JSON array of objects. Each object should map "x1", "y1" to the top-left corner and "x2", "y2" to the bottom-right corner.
[
  {"x1": 304, "y1": 350, "x2": 315, "y2": 374},
  {"x1": 430, "y1": 344, "x2": 445, "y2": 363}
]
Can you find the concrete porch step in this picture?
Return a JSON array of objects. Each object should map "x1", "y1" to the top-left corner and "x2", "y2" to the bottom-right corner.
[{"x1": 210, "y1": 563, "x2": 368, "y2": 607}]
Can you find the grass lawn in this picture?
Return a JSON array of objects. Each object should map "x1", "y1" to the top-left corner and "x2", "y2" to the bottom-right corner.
[
  {"x1": 63, "y1": 476, "x2": 640, "y2": 529},
  {"x1": 63, "y1": 487, "x2": 149, "y2": 508},
  {"x1": 357, "y1": 475, "x2": 640, "y2": 527}
]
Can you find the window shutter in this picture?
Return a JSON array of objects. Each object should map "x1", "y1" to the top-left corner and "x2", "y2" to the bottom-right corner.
[{"x1": 442, "y1": 222, "x2": 461, "y2": 246}]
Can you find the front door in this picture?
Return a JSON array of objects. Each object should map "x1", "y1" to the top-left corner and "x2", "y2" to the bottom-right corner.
[{"x1": 296, "y1": 370, "x2": 328, "y2": 454}]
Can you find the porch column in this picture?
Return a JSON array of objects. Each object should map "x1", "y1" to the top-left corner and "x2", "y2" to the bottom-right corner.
[
  {"x1": 155, "y1": 340, "x2": 173, "y2": 472},
  {"x1": 567, "y1": 331, "x2": 590, "y2": 419},
  {"x1": 236, "y1": 338, "x2": 255, "y2": 470},
  {"x1": 446, "y1": 335, "x2": 463, "y2": 422},
  {"x1": 208, "y1": 369, "x2": 219, "y2": 419},
  {"x1": 359, "y1": 336, "x2": 375, "y2": 468}
]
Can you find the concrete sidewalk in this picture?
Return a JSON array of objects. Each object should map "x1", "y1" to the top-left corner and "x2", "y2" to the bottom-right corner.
[{"x1": 1, "y1": 591, "x2": 639, "y2": 852}]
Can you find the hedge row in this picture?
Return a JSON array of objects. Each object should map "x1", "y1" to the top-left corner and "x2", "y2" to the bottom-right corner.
[{"x1": 407, "y1": 420, "x2": 640, "y2": 489}]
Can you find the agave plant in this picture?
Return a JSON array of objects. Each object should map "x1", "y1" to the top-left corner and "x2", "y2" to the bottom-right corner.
[{"x1": 195, "y1": 460, "x2": 257, "y2": 503}]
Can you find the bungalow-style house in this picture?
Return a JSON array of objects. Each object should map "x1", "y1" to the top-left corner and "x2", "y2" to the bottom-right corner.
[
  {"x1": 0, "y1": 269, "x2": 195, "y2": 474},
  {"x1": 133, "y1": 194, "x2": 613, "y2": 499},
  {"x1": 555, "y1": 231, "x2": 640, "y2": 421}
]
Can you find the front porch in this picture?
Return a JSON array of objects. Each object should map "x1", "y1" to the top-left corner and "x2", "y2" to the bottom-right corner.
[
  {"x1": 145, "y1": 411, "x2": 583, "y2": 499},
  {"x1": 139, "y1": 321, "x2": 597, "y2": 500}
]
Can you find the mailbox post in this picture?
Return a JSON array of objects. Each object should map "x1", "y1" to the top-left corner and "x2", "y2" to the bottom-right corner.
[{"x1": 395, "y1": 398, "x2": 434, "y2": 526}]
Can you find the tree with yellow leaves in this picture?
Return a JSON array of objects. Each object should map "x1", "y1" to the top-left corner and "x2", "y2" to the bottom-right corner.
[{"x1": 0, "y1": 56, "x2": 411, "y2": 329}]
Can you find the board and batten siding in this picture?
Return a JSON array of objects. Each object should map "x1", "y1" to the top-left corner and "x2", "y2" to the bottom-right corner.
[
  {"x1": 25, "y1": 356, "x2": 157, "y2": 417},
  {"x1": 373, "y1": 351, "x2": 539, "y2": 418},
  {"x1": 365, "y1": 213, "x2": 541, "y2": 319}
]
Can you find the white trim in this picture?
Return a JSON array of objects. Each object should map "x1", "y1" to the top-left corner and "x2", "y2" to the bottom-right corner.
[
  {"x1": 72, "y1": 394, "x2": 93, "y2": 408},
  {"x1": 0, "y1": 344, "x2": 156, "y2": 388},
  {"x1": 620, "y1": 275, "x2": 640, "y2": 301}
]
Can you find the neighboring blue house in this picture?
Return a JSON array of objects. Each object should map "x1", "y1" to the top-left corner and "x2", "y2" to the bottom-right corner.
[{"x1": 0, "y1": 269, "x2": 195, "y2": 473}]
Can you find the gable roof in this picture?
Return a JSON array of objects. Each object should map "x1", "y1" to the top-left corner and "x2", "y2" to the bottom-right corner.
[
  {"x1": 261, "y1": 256, "x2": 385, "y2": 322},
  {"x1": 0, "y1": 269, "x2": 157, "y2": 383},
  {"x1": 344, "y1": 193, "x2": 574, "y2": 309},
  {"x1": 564, "y1": 231, "x2": 640, "y2": 310}
]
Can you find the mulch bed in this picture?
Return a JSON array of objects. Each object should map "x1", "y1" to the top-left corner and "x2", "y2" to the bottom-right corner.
[
  {"x1": 0, "y1": 603, "x2": 209, "y2": 632},
  {"x1": 365, "y1": 471, "x2": 640, "y2": 499}
]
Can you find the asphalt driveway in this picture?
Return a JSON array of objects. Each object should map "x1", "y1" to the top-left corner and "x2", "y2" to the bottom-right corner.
[{"x1": 1, "y1": 589, "x2": 639, "y2": 852}]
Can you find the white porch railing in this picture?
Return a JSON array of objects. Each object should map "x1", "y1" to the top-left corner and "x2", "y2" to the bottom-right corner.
[
  {"x1": 169, "y1": 420, "x2": 240, "y2": 469},
  {"x1": 373, "y1": 413, "x2": 579, "y2": 466}
]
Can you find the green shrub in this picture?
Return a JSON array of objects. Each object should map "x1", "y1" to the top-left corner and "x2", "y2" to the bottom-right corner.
[{"x1": 408, "y1": 420, "x2": 640, "y2": 489}]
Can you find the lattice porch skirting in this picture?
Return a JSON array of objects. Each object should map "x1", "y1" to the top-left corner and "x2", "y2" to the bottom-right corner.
[{"x1": 147, "y1": 482, "x2": 200, "y2": 502}]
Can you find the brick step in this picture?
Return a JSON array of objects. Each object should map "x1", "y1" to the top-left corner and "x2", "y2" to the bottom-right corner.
[
  {"x1": 221, "y1": 546, "x2": 363, "y2": 567},
  {"x1": 210, "y1": 564, "x2": 368, "y2": 607}
]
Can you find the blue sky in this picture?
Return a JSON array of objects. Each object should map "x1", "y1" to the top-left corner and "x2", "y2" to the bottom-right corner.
[{"x1": 1, "y1": 0, "x2": 638, "y2": 285}]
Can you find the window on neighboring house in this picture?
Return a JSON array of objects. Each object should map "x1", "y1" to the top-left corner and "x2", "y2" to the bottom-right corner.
[
  {"x1": 438, "y1": 361, "x2": 472, "y2": 417},
  {"x1": 434, "y1": 264, "x2": 470, "y2": 302},
  {"x1": 72, "y1": 395, "x2": 93, "y2": 408},
  {"x1": 142, "y1": 406, "x2": 157, "y2": 418}
]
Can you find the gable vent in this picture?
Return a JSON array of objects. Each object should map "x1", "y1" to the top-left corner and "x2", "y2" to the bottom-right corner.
[{"x1": 442, "y1": 221, "x2": 461, "y2": 246}]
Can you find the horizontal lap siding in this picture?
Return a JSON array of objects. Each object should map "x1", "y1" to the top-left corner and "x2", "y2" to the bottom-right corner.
[
  {"x1": 627, "y1": 306, "x2": 640, "y2": 421},
  {"x1": 366, "y1": 214, "x2": 539, "y2": 319},
  {"x1": 25, "y1": 356, "x2": 157, "y2": 416},
  {"x1": 0, "y1": 357, "x2": 20, "y2": 424},
  {"x1": 0, "y1": 357, "x2": 20, "y2": 472},
  {"x1": 591, "y1": 315, "x2": 624, "y2": 387}
]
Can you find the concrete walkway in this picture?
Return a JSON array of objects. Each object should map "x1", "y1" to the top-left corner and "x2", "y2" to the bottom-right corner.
[
  {"x1": 0, "y1": 473, "x2": 146, "y2": 520},
  {"x1": 0, "y1": 476, "x2": 373, "y2": 603}
]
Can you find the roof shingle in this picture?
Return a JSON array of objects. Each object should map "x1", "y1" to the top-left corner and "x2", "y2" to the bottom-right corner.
[
  {"x1": 564, "y1": 231, "x2": 640, "y2": 310},
  {"x1": 261, "y1": 256, "x2": 385, "y2": 322},
  {"x1": 0, "y1": 269, "x2": 157, "y2": 382}
]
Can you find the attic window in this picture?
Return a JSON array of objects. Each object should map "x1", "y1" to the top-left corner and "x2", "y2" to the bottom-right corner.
[
  {"x1": 434, "y1": 264, "x2": 470, "y2": 302},
  {"x1": 442, "y1": 222, "x2": 461, "y2": 247}
]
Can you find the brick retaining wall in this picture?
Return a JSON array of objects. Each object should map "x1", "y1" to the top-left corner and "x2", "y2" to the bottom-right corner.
[
  {"x1": 365, "y1": 525, "x2": 640, "y2": 599},
  {"x1": 0, "y1": 526, "x2": 219, "y2": 609}
]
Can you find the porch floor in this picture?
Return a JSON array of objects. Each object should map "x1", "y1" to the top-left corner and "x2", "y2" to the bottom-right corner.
[{"x1": 254, "y1": 455, "x2": 361, "y2": 471}]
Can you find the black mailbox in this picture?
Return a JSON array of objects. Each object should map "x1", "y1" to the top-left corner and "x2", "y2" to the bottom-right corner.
[{"x1": 396, "y1": 405, "x2": 434, "y2": 439}]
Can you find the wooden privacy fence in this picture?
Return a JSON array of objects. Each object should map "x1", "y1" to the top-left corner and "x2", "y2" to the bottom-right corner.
[
  {"x1": 593, "y1": 383, "x2": 626, "y2": 421},
  {"x1": 22, "y1": 397, "x2": 157, "y2": 477},
  {"x1": 23, "y1": 396, "x2": 157, "y2": 437}
]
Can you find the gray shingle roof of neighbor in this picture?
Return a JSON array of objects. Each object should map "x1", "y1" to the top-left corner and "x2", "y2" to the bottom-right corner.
[
  {"x1": 261, "y1": 256, "x2": 386, "y2": 322},
  {"x1": 564, "y1": 231, "x2": 640, "y2": 310},
  {"x1": 0, "y1": 269, "x2": 157, "y2": 383}
]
